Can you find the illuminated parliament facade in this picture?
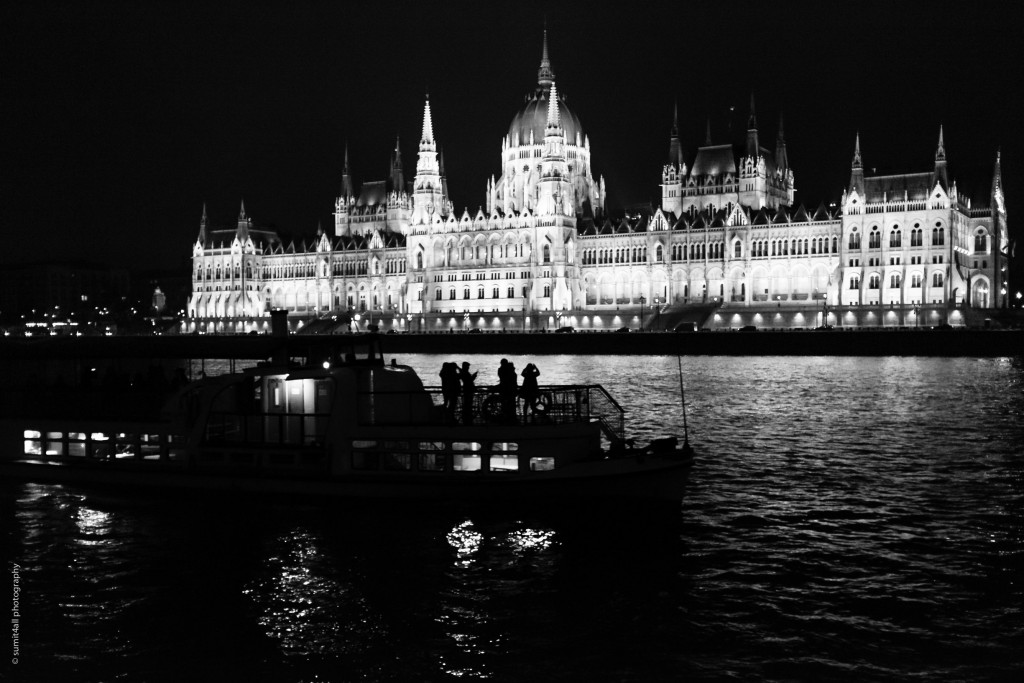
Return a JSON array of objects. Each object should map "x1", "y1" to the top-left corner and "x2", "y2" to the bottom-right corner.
[{"x1": 187, "y1": 35, "x2": 1010, "y2": 333}]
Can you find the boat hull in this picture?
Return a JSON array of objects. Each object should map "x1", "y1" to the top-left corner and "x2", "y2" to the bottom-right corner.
[{"x1": 0, "y1": 453, "x2": 692, "y2": 502}]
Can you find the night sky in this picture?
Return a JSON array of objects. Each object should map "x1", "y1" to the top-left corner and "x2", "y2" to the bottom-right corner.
[{"x1": 4, "y1": 1, "x2": 1022, "y2": 278}]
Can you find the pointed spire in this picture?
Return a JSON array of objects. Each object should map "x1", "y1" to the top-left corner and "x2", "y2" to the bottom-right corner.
[
  {"x1": 935, "y1": 124, "x2": 946, "y2": 161},
  {"x1": 238, "y1": 199, "x2": 246, "y2": 221},
  {"x1": 992, "y1": 147, "x2": 1003, "y2": 195},
  {"x1": 537, "y1": 28, "x2": 555, "y2": 88},
  {"x1": 775, "y1": 111, "x2": 788, "y2": 172},
  {"x1": 340, "y1": 142, "x2": 354, "y2": 198},
  {"x1": 745, "y1": 93, "x2": 759, "y2": 158},
  {"x1": 669, "y1": 102, "x2": 682, "y2": 168},
  {"x1": 421, "y1": 94, "x2": 434, "y2": 144},
  {"x1": 316, "y1": 220, "x2": 323, "y2": 236},
  {"x1": 546, "y1": 81, "x2": 561, "y2": 129},
  {"x1": 849, "y1": 132, "x2": 865, "y2": 196},
  {"x1": 197, "y1": 203, "x2": 207, "y2": 243}
]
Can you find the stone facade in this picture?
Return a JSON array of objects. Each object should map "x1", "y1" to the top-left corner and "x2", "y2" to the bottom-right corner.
[{"x1": 186, "y1": 35, "x2": 1008, "y2": 333}]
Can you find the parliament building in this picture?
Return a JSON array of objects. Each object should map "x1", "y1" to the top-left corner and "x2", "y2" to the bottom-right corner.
[{"x1": 186, "y1": 34, "x2": 1010, "y2": 333}]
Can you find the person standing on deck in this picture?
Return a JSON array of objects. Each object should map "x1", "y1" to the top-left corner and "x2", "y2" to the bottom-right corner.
[
  {"x1": 498, "y1": 359, "x2": 519, "y2": 423},
  {"x1": 520, "y1": 363, "x2": 540, "y2": 420},
  {"x1": 458, "y1": 362, "x2": 477, "y2": 424},
  {"x1": 439, "y1": 362, "x2": 460, "y2": 423}
]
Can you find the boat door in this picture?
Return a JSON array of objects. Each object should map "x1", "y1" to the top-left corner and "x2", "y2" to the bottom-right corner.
[
  {"x1": 285, "y1": 379, "x2": 304, "y2": 443},
  {"x1": 266, "y1": 377, "x2": 284, "y2": 442}
]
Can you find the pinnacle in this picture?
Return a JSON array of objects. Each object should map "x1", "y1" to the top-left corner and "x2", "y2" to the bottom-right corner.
[
  {"x1": 421, "y1": 96, "x2": 435, "y2": 144},
  {"x1": 546, "y1": 81, "x2": 560, "y2": 129}
]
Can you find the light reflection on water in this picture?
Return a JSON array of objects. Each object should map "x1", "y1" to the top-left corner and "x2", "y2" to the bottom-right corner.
[{"x1": 5, "y1": 355, "x2": 1023, "y2": 681}]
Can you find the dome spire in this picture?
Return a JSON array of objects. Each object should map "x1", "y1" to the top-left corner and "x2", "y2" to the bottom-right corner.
[
  {"x1": 421, "y1": 94, "x2": 435, "y2": 145},
  {"x1": 546, "y1": 81, "x2": 561, "y2": 129},
  {"x1": 537, "y1": 28, "x2": 555, "y2": 88}
]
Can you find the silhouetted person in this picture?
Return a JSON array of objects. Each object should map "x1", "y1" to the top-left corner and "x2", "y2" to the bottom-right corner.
[
  {"x1": 520, "y1": 362, "x2": 540, "y2": 419},
  {"x1": 458, "y1": 362, "x2": 477, "y2": 424},
  {"x1": 498, "y1": 358, "x2": 518, "y2": 423},
  {"x1": 439, "y1": 362, "x2": 460, "y2": 422}
]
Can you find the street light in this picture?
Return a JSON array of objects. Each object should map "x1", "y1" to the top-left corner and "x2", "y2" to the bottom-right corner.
[{"x1": 639, "y1": 295, "x2": 646, "y2": 332}]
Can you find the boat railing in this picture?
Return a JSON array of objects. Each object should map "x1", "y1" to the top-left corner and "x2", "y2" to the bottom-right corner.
[{"x1": 354, "y1": 384, "x2": 624, "y2": 438}]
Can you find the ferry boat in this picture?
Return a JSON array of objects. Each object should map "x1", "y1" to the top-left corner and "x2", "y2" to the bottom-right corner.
[{"x1": 1, "y1": 336, "x2": 694, "y2": 502}]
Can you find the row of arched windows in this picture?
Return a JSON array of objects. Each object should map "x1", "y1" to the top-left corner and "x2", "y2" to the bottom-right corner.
[{"x1": 850, "y1": 271, "x2": 943, "y2": 290}]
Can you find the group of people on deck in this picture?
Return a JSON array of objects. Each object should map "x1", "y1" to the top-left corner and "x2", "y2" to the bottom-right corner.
[{"x1": 439, "y1": 359, "x2": 542, "y2": 424}]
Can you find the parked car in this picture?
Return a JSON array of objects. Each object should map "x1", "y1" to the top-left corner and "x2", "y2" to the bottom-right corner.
[{"x1": 554, "y1": 326, "x2": 575, "y2": 333}]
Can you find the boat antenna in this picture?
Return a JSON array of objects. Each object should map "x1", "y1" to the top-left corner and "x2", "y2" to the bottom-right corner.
[{"x1": 677, "y1": 356, "x2": 693, "y2": 457}]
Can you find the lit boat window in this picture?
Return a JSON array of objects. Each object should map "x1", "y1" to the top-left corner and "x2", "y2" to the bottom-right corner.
[
  {"x1": 452, "y1": 442, "x2": 481, "y2": 451},
  {"x1": 23, "y1": 430, "x2": 41, "y2": 439},
  {"x1": 24, "y1": 438, "x2": 42, "y2": 456},
  {"x1": 529, "y1": 457, "x2": 555, "y2": 471},
  {"x1": 490, "y1": 454, "x2": 519, "y2": 472},
  {"x1": 68, "y1": 432, "x2": 86, "y2": 441},
  {"x1": 46, "y1": 431, "x2": 62, "y2": 440},
  {"x1": 352, "y1": 440, "x2": 377, "y2": 449},
  {"x1": 91, "y1": 433, "x2": 110, "y2": 441},
  {"x1": 454, "y1": 454, "x2": 482, "y2": 471}
]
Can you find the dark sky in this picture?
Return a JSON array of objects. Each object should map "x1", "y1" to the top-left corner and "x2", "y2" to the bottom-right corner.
[{"x1": 4, "y1": 1, "x2": 1023, "y2": 274}]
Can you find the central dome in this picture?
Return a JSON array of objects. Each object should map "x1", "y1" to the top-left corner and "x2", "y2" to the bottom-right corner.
[{"x1": 507, "y1": 90, "x2": 584, "y2": 146}]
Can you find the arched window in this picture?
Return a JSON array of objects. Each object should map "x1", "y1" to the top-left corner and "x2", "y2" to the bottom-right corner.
[
  {"x1": 464, "y1": 287, "x2": 470, "y2": 299},
  {"x1": 932, "y1": 272, "x2": 944, "y2": 287},
  {"x1": 416, "y1": 251, "x2": 424, "y2": 269},
  {"x1": 543, "y1": 285, "x2": 551, "y2": 297},
  {"x1": 869, "y1": 230, "x2": 880, "y2": 249},
  {"x1": 869, "y1": 275, "x2": 880, "y2": 290},
  {"x1": 933, "y1": 224, "x2": 945, "y2": 245},
  {"x1": 974, "y1": 233, "x2": 987, "y2": 252},
  {"x1": 543, "y1": 244, "x2": 551, "y2": 263},
  {"x1": 849, "y1": 232, "x2": 861, "y2": 250},
  {"x1": 449, "y1": 288, "x2": 456, "y2": 300},
  {"x1": 656, "y1": 244, "x2": 664, "y2": 262},
  {"x1": 890, "y1": 274, "x2": 901, "y2": 288},
  {"x1": 435, "y1": 288, "x2": 442, "y2": 300},
  {"x1": 507, "y1": 286, "x2": 514, "y2": 298},
  {"x1": 477, "y1": 286, "x2": 484, "y2": 299},
  {"x1": 890, "y1": 230, "x2": 902, "y2": 248},
  {"x1": 850, "y1": 275, "x2": 860, "y2": 289}
]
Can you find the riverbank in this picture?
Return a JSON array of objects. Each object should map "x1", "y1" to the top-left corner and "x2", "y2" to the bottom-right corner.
[{"x1": 2, "y1": 328, "x2": 1020, "y2": 360}]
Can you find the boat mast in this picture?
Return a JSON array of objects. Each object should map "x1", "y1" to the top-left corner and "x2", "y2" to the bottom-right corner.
[{"x1": 677, "y1": 356, "x2": 693, "y2": 456}]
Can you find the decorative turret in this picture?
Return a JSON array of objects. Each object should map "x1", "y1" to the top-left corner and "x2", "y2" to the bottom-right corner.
[
  {"x1": 668, "y1": 101, "x2": 683, "y2": 169},
  {"x1": 775, "y1": 112, "x2": 788, "y2": 173},
  {"x1": 849, "y1": 132, "x2": 865, "y2": 196},
  {"x1": 991, "y1": 148, "x2": 1008, "y2": 308},
  {"x1": 537, "y1": 81, "x2": 572, "y2": 217},
  {"x1": 236, "y1": 199, "x2": 249, "y2": 242},
  {"x1": 389, "y1": 136, "x2": 404, "y2": 192},
  {"x1": 412, "y1": 94, "x2": 445, "y2": 224},
  {"x1": 745, "y1": 92, "x2": 759, "y2": 159},
  {"x1": 197, "y1": 202, "x2": 207, "y2": 246},
  {"x1": 934, "y1": 125, "x2": 948, "y2": 189},
  {"x1": 340, "y1": 143, "x2": 354, "y2": 199}
]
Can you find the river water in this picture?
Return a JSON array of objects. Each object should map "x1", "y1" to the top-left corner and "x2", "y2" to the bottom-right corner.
[{"x1": 3, "y1": 355, "x2": 1023, "y2": 681}]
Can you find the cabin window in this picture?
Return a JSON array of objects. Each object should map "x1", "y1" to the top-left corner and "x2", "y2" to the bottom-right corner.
[
  {"x1": 383, "y1": 453, "x2": 412, "y2": 471},
  {"x1": 419, "y1": 453, "x2": 449, "y2": 472},
  {"x1": 24, "y1": 429, "x2": 42, "y2": 456},
  {"x1": 489, "y1": 454, "x2": 519, "y2": 472},
  {"x1": 454, "y1": 454, "x2": 482, "y2": 471},
  {"x1": 529, "y1": 457, "x2": 555, "y2": 471},
  {"x1": 352, "y1": 452, "x2": 380, "y2": 470}
]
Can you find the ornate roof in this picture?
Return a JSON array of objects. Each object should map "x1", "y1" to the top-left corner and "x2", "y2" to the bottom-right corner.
[{"x1": 508, "y1": 91, "x2": 584, "y2": 146}]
